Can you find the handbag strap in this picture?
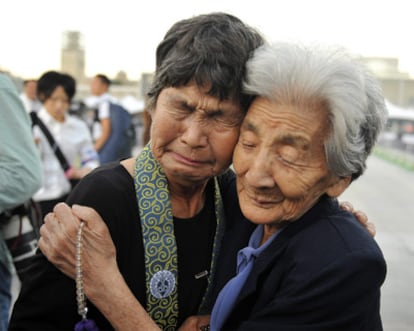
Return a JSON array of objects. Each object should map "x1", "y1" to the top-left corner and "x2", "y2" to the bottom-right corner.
[{"x1": 30, "y1": 111, "x2": 71, "y2": 172}]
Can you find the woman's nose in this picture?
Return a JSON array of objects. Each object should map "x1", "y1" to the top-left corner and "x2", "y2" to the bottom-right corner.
[
  {"x1": 180, "y1": 118, "x2": 209, "y2": 148},
  {"x1": 244, "y1": 151, "x2": 275, "y2": 188}
]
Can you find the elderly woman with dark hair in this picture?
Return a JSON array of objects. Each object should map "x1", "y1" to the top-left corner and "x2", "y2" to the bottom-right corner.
[
  {"x1": 208, "y1": 41, "x2": 387, "y2": 330},
  {"x1": 9, "y1": 13, "x2": 265, "y2": 331}
]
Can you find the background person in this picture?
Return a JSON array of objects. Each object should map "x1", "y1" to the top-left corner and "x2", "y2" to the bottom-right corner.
[
  {"x1": 86, "y1": 74, "x2": 135, "y2": 164},
  {"x1": 31, "y1": 71, "x2": 99, "y2": 218},
  {"x1": 19, "y1": 79, "x2": 41, "y2": 113},
  {"x1": 0, "y1": 72, "x2": 42, "y2": 331},
  {"x1": 86, "y1": 74, "x2": 115, "y2": 154}
]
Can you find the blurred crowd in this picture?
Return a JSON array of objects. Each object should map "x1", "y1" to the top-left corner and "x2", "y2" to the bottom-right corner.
[{"x1": 0, "y1": 70, "x2": 149, "y2": 331}]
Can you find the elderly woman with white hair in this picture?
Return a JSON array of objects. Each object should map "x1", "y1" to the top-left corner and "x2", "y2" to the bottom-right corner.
[{"x1": 208, "y1": 41, "x2": 388, "y2": 330}]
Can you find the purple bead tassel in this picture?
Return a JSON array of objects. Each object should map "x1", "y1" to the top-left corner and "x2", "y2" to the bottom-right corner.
[
  {"x1": 74, "y1": 318, "x2": 100, "y2": 331},
  {"x1": 75, "y1": 222, "x2": 100, "y2": 331}
]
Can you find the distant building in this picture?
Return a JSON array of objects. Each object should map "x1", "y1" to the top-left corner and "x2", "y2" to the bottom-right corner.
[
  {"x1": 114, "y1": 71, "x2": 129, "y2": 84},
  {"x1": 59, "y1": 32, "x2": 414, "y2": 108},
  {"x1": 61, "y1": 31, "x2": 86, "y2": 83},
  {"x1": 362, "y1": 57, "x2": 414, "y2": 108},
  {"x1": 75, "y1": 81, "x2": 141, "y2": 100},
  {"x1": 60, "y1": 30, "x2": 146, "y2": 102}
]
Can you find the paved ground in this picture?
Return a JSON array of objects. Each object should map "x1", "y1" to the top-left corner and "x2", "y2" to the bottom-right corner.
[{"x1": 341, "y1": 155, "x2": 414, "y2": 330}]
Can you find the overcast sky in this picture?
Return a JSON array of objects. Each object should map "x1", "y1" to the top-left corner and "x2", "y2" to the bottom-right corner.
[{"x1": 1, "y1": 0, "x2": 413, "y2": 80}]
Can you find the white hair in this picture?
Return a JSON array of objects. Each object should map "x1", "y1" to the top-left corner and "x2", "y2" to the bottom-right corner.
[{"x1": 243, "y1": 41, "x2": 388, "y2": 180}]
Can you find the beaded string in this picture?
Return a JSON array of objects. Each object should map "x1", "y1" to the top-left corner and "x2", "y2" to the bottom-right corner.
[
  {"x1": 74, "y1": 221, "x2": 100, "y2": 331},
  {"x1": 76, "y1": 222, "x2": 87, "y2": 318}
]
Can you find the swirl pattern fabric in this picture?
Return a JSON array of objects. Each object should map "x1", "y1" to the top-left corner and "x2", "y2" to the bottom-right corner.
[
  {"x1": 135, "y1": 145, "x2": 178, "y2": 330},
  {"x1": 134, "y1": 143, "x2": 226, "y2": 329}
]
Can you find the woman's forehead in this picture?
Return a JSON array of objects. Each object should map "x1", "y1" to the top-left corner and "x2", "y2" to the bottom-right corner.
[{"x1": 160, "y1": 85, "x2": 242, "y2": 112}]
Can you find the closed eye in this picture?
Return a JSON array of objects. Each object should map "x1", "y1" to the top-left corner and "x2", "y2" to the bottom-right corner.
[{"x1": 240, "y1": 140, "x2": 256, "y2": 149}]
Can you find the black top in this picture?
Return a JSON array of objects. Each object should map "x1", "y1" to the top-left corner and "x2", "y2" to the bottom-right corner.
[
  {"x1": 9, "y1": 163, "x2": 252, "y2": 330},
  {"x1": 174, "y1": 180, "x2": 216, "y2": 322}
]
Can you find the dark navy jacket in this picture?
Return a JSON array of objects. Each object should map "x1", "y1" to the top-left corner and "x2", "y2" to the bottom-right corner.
[{"x1": 213, "y1": 195, "x2": 386, "y2": 331}]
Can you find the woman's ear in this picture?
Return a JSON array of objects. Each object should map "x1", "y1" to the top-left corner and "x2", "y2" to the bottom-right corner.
[{"x1": 326, "y1": 176, "x2": 352, "y2": 198}]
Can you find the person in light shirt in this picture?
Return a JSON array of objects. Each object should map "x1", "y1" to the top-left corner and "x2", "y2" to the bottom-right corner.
[
  {"x1": 32, "y1": 71, "x2": 99, "y2": 218},
  {"x1": 86, "y1": 74, "x2": 117, "y2": 155},
  {"x1": 19, "y1": 79, "x2": 42, "y2": 113}
]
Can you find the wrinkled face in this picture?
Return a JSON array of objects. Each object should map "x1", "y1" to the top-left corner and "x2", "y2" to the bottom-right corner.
[
  {"x1": 43, "y1": 86, "x2": 70, "y2": 122},
  {"x1": 233, "y1": 97, "x2": 347, "y2": 226},
  {"x1": 150, "y1": 83, "x2": 244, "y2": 187}
]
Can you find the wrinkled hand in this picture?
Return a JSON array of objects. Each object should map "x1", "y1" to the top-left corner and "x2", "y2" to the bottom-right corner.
[
  {"x1": 178, "y1": 315, "x2": 211, "y2": 331},
  {"x1": 339, "y1": 201, "x2": 376, "y2": 237},
  {"x1": 39, "y1": 203, "x2": 118, "y2": 298},
  {"x1": 39, "y1": 203, "x2": 79, "y2": 278}
]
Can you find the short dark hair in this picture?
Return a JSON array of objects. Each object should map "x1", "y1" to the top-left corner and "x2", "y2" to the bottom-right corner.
[
  {"x1": 146, "y1": 12, "x2": 264, "y2": 112},
  {"x1": 95, "y1": 74, "x2": 111, "y2": 87},
  {"x1": 37, "y1": 71, "x2": 76, "y2": 102}
]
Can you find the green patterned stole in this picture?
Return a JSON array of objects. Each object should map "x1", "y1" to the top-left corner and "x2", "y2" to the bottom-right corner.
[{"x1": 134, "y1": 144, "x2": 226, "y2": 330}]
